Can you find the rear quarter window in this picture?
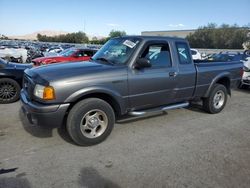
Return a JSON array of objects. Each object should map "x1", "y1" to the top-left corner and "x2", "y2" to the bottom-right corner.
[{"x1": 176, "y1": 42, "x2": 192, "y2": 64}]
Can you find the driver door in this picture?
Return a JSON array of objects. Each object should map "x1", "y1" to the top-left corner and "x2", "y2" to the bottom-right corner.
[{"x1": 128, "y1": 41, "x2": 178, "y2": 110}]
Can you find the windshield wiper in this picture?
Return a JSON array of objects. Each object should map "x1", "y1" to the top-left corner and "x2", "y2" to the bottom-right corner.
[{"x1": 95, "y1": 57, "x2": 115, "y2": 65}]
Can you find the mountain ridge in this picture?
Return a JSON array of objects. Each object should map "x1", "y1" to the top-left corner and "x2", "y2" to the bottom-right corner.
[{"x1": 7, "y1": 30, "x2": 106, "y2": 40}]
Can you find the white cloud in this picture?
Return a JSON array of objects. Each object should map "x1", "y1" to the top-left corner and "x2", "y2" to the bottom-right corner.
[
  {"x1": 106, "y1": 23, "x2": 121, "y2": 27},
  {"x1": 168, "y1": 24, "x2": 185, "y2": 27}
]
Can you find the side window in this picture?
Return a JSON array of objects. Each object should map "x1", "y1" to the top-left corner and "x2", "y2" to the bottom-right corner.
[
  {"x1": 75, "y1": 51, "x2": 83, "y2": 57},
  {"x1": 83, "y1": 50, "x2": 94, "y2": 57},
  {"x1": 141, "y1": 43, "x2": 172, "y2": 67},
  {"x1": 176, "y1": 42, "x2": 192, "y2": 64}
]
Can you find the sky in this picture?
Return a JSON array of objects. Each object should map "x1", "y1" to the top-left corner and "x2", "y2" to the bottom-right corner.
[{"x1": 0, "y1": 0, "x2": 249, "y2": 37}]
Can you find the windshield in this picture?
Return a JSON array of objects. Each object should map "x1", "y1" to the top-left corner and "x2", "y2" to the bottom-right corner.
[
  {"x1": 92, "y1": 38, "x2": 141, "y2": 64},
  {"x1": 0, "y1": 58, "x2": 7, "y2": 68},
  {"x1": 59, "y1": 49, "x2": 77, "y2": 57},
  {"x1": 191, "y1": 50, "x2": 197, "y2": 55}
]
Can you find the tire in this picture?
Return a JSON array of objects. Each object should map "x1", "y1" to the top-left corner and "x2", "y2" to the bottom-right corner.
[
  {"x1": 0, "y1": 78, "x2": 21, "y2": 104},
  {"x1": 203, "y1": 84, "x2": 228, "y2": 114},
  {"x1": 66, "y1": 98, "x2": 115, "y2": 146}
]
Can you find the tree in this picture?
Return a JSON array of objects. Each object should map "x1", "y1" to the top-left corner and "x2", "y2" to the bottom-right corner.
[
  {"x1": 109, "y1": 30, "x2": 126, "y2": 38},
  {"x1": 36, "y1": 31, "x2": 89, "y2": 43},
  {"x1": 90, "y1": 37, "x2": 108, "y2": 45},
  {"x1": 186, "y1": 23, "x2": 249, "y2": 49}
]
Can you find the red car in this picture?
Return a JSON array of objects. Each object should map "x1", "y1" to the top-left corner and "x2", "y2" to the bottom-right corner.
[{"x1": 32, "y1": 48, "x2": 97, "y2": 66}]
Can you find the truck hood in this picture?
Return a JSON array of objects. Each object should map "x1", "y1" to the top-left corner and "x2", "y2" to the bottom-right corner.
[{"x1": 25, "y1": 61, "x2": 120, "y2": 83}]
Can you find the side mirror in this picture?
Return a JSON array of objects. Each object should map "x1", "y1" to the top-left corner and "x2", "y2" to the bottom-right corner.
[{"x1": 134, "y1": 58, "x2": 151, "y2": 69}]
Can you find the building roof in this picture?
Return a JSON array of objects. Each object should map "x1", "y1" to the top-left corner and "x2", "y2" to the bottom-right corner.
[{"x1": 141, "y1": 29, "x2": 196, "y2": 38}]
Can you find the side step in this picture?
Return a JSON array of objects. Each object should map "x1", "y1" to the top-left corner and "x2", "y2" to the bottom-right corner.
[{"x1": 128, "y1": 102, "x2": 189, "y2": 116}]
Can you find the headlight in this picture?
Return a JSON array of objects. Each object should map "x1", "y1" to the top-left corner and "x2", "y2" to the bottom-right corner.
[{"x1": 34, "y1": 84, "x2": 55, "y2": 100}]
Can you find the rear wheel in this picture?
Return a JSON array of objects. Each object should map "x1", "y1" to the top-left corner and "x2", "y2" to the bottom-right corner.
[
  {"x1": 66, "y1": 98, "x2": 115, "y2": 146},
  {"x1": 0, "y1": 78, "x2": 21, "y2": 104},
  {"x1": 203, "y1": 84, "x2": 228, "y2": 114}
]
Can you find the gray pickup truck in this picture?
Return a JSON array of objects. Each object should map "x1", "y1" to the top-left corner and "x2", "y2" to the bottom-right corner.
[{"x1": 21, "y1": 36, "x2": 242, "y2": 146}]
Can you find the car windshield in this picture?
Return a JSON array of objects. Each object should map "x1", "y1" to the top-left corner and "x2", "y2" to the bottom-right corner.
[
  {"x1": 59, "y1": 49, "x2": 77, "y2": 57},
  {"x1": 191, "y1": 50, "x2": 197, "y2": 55},
  {"x1": 92, "y1": 38, "x2": 141, "y2": 65},
  {"x1": 209, "y1": 54, "x2": 235, "y2": 62},
  {"x1": 0, "y1": 58, "x2": 7, "y2": 68}
]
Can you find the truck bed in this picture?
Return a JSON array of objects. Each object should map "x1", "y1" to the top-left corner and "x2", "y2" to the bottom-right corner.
[{"x1": 194, "y1": 61, "x2": 242, "y2": 97}]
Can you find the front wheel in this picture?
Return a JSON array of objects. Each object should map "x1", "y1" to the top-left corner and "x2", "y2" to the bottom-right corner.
[
  {"x1": 66, "y1": 98, "x2": 115, "y2": 146},
  {"x1": 203, "y1": 84, "x2": 228, "y2": 114}
]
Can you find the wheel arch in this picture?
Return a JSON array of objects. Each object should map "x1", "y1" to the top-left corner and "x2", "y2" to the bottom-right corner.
[
  {"x1": 205, "y1": 72, "x2": 231, "y2": 98},
  {"x1": 65, "y1": 88, "x2": 125, "y2": 118},
  {"x1": 0, "y1": 75, "x2": 21, "y2": 86}
]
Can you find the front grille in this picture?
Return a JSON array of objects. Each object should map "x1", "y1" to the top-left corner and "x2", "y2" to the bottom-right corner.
[{"x1": 243, "y1": 80, "x2": 250, "y2": 84}]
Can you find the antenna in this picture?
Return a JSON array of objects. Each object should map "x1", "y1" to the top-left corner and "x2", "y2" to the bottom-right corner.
[{"x1": 84, "y1": 19, "x2": 86, "y2": 33}]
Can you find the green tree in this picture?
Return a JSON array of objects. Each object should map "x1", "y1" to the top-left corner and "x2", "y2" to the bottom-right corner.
[
  {"x1": 36, "y1": 31, "x2": 89, "y2": 43},
  {"x1": 90, "y1": 37, "x2": 108, "y2": 45},
  {"x1": 109, "y1": 30, "x2": 126, "y2": 38},
  {"x1": 186, "y1": 23, "x2": 249, "y2": 49}
]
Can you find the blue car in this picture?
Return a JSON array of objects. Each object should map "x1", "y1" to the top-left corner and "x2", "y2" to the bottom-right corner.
[{"x1": 0, "y1": 58, "x2": 32, "y2": 103}]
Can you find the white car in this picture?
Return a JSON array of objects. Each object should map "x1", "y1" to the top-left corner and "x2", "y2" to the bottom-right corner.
[
  {"x1": 0, "y1": 48, "x2": 27, "y2": 63},
  {"x1": 241, "y1": 57, "x2": 250, "y2": 87},
  {"x1": 191, "y1": 49, "x2": 202, "y2": 60}
]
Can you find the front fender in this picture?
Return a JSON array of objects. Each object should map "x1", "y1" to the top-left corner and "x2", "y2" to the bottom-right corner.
[{"x1": 64, "y1": 86, "x2": 127, "y2": 114}]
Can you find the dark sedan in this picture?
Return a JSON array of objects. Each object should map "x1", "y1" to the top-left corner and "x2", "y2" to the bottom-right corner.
[{"x1": 0, "y1": 58, "x2": 32, "y2": 103}]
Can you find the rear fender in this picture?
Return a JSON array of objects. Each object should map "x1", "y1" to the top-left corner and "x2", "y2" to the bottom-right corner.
[{"x1": 204, "y1": 72, "x2": 231, "y2": 97}]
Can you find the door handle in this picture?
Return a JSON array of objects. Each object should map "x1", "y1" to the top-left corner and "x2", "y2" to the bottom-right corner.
[{"x1": 169, "y1": 72, "x2": 177, "y2": 77}]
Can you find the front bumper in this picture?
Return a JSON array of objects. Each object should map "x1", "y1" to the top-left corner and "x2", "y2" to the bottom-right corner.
[
  {"x1": 242, "y1": 79, "x2": 250, "y2": 86},
  {"x1": 242, "y1": 72, "x2": 250, "y2": 86},
  {"x1": 20, "y1": 90, "x2": 70, "y2": 127}
]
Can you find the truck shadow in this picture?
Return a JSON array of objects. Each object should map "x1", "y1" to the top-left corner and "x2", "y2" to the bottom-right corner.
[
  {"x1": 117, "y1": 103, "x2": 207, "y2": 125},
  {"x1": 19, "y1": 109, "x2": 53, "y2": 138},
  {"x1": 57, "y1": 123, "x2": 77, "y2": 145},
  {"x1": 19, "y1": 108, "x2": 77, "y2": 145},
  {"x1": 0, "y1": 176, "x2": 31, "y2": 188},
  {"x1": 78, "y1": 167, "x2": 120, "y2": 188},
  {"x1": 187, "y1": 103, "x2": 207, "y2": 114},
  {"x1": 116, "y1": 112, "x2": 168, "y2": 124},
  {"x1": 234, "y1": 87, "x2": 250, "y2": 94}
]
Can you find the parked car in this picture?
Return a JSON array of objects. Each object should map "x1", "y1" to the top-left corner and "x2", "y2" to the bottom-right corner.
[
  {"x1": 241, "y1": 56, "x2": 250, "y2": 87},
  {"x1": 190, "y1": 49, "x2": 202, "y2": 60},
  {"x1": 32, "y1": 48, "x2": 97, "y2": 66},
  {"x1": 0, "y1": 48, "x2": 28, "y2": 63},
  {"x1": 206, "y1": 52, "x2": 248, "y2": 62},
  {"x1": 21, "y1": 36, "x2": 243, "y2": 146},
  {"x1": 0, "y1": 58, "x2": 32, "y2": 103},
  {"x1": 43, "y1": 46, "x2": 64, "y2": 57}
]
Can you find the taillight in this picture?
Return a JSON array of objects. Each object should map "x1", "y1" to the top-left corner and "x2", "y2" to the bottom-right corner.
[{"x1": 240, "y1": 68, "x2": 244, "y2": 77}]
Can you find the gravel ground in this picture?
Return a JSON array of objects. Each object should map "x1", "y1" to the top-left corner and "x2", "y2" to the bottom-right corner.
[{"x1": 0, "y1": 89, "x2": 250, "y2": 188}]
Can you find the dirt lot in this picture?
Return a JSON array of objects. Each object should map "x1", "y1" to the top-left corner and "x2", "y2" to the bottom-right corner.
[{"x1": 0, "y1": 89, "x2": 250, "y2": 188}]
